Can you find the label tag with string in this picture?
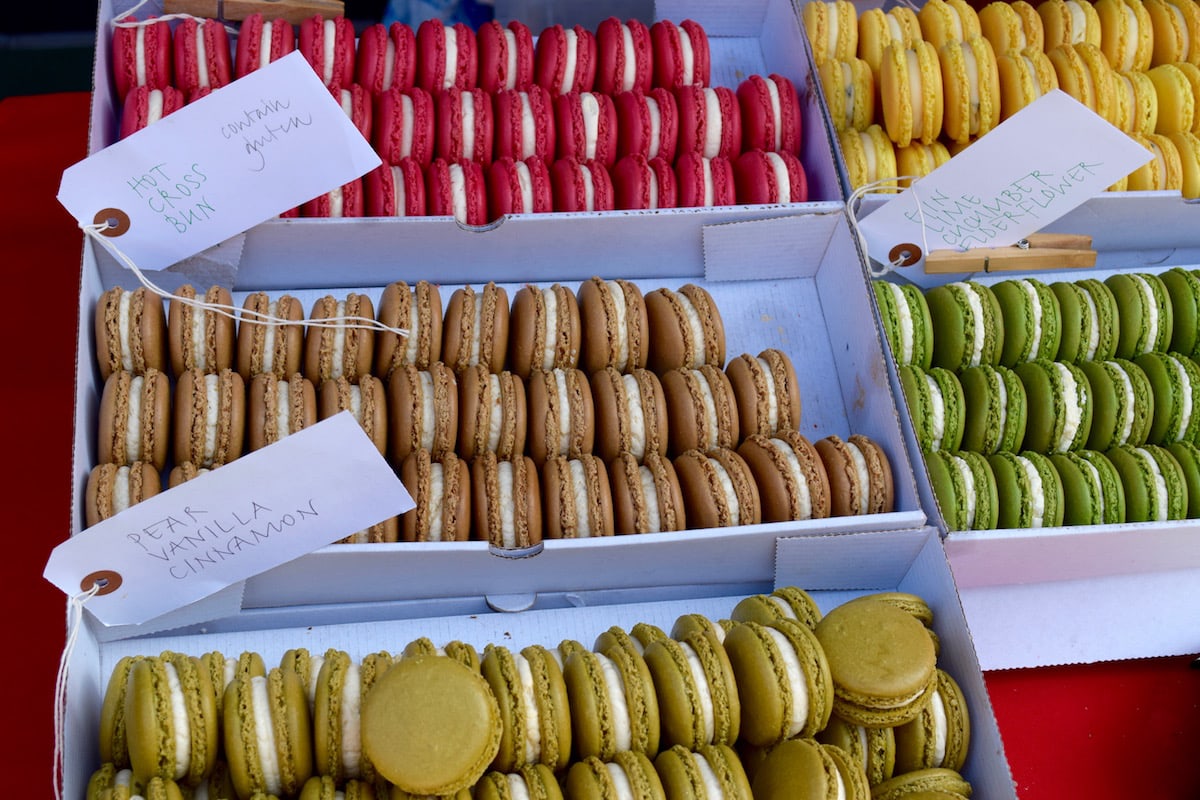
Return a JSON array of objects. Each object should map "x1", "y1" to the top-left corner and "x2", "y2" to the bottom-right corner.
[
  {"x1": 56, "y1": 50, "x2": 380, "y2": 271},
  {"x1": 43, "y1": 412, "x2": 412, "y2": 628},
  {"x1": 855, "y1": 90, "x2": 1151, "y2": 271}
]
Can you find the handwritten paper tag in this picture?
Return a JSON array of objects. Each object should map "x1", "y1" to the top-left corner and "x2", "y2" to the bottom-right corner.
[
  {"x1": 57, "y1": 51, "x2": 380, "y2": 271},
  {"x1": 44, "y1": 413, "x2": 412, "y2": 627},
  {"x1": 857, "y1": 90, "x2": 1152, "y2": 268}
]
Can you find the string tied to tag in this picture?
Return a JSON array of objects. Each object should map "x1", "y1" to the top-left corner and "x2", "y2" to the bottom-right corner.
[
  {"x1": 112, "y1": 0, "x2": 239, "y2": 35},
  {"x1": 844, "y1": 174, "x2": 931, "y2": 278},
  {"x1": 52, "y1": 581, "x2": 103, "y2": 800}
]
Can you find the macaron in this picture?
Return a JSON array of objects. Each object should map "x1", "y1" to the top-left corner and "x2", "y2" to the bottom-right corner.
[
  {"x1": 804, "y1": 0, "x2": 859, "y2": 65},
  {"x1": 661, "y1": 365, "x2": 739, "y2": 456},
  {"x1": 362, "y1": 654, "x2": 500, "y2": 796},
  {"x1": 814, "y1": 596, "x2": 938, "y2": 728},
  {"x1": 577, "y1": 277, "x2": 649, "y2": 374},
  {"x1": 310, "y1": 650, "x2": 371, "y2": 783},
  {"x1": 427, "y1": 157, "x2": 490, "y2": 224},
  {"x1": 737, "y1": 73, "x2": 803, "y2": 156},
  {"x1": 1105, "y1": 272, "x2": 1175, "y2": 359},
  {"x1": 1162, "y1": 266, "x2": 1200, "y2": 357},
  {"x1": 737, "y1": 431, "x2": 833, "y2": 522},
  {"x1": 95, "y1": 285, "x2": 168, "y2": 380},
  {"x1": 398, "y1": 448, "x2": 471, "y2": 542},
  {"x1": 388, "y1": 361, "x2": 459, "y2": 464},
  {"x1": 891, "y1": 668, "x2": 971, "y2": 773},
  {"x1": 374, "y1": 279, "x2": 442, "y2": 376},
  {"x1": 508, "y1": 283, "x2": 582, "y2": 379},
  {"x1": 1079, "y1": 358, "x2": 1154, "y2": 450},
  {"x1": 993, "y1": 277, "x2": 1064, "y2": 367},
  {"x1": 550, "y1": 157, "x2": 616, "y2": 212},
  {"x1": 563, "y1": 640, "x2": 660, "y2": 760},
  {"x1": 480, "y1": 644, "x2": 572, "y2": 773},
  {"x1": 1097, "y1": 0, "x2": 1155, "y2": 71},
  {"x1": 1050, "y1": 449, "x2": 1127, "y2": 524},
  {"x1": 457, "y1": 364, "x2": 526, "y2": 460},
  {"x1": 615, "y1": 88, "x2": 680, "y2": 162},
  {"x1": 819, "y1": 58, "x2": 875, "y2": 133},
  {"x1": 838, "y1": 124, "x2": 899, "y2": 192},
  {"x1": 126, "y1": 652, "x2": 220, "y2": 786},
  {"x1": 553, "y1": 91, "x2": 618, "y2": 167},
  {"x1": 1014, "y1": 358, "x2": 1094, "y2": 453},
  {"x1": 1145, "y1": 0, "x2": 1200, "y2": 66},
  {"x1": 988, "y1": 450, "x2": 1066, "y2": 527},
  {"x1": 297, "y1": 776, "x2": 379, "y2": 800},
  {"x1": 488, "y1": 155, "x2": 554, "y2": 217},
  {"x1": 644, "y1": 284, "x2": 726, "y2": 373},
  {"x1": 112, "y1": 16, "x2": 172, "y2": 101},
  {"x1": 303, "y1": 293, "x2": 376, "y2": 386},
  {"x1": 816, "y1": 433, "x2": 896, "y2": 516},
  {"x1": 1049, "y1": 43, "x2": 1119, "y2": 126},
  {"x1": 372, "y1": 86, "x2": 436, "y2": 166},
  {"x1": 925, "y1": 448, "x2": 1000, "y2": 531},
  {"x1": 319, "y1": 374, "x2": 387, "y2": 455},
  {"x1": 475, "y1": 764, "x2": 564, "y2": 800},
  {"x1": 233, "y1": 12, "x2": 295, "y2": 78},
  {"x1": 1105, "y1": 443, "x2": 1189, "y2": 520},
  {"x1": 674, "y1": 153, "x2": 737, "y2": 207},
  {"x1": 534, "y1": 24, "x2": 597, "y2": 95},
  {"x1": 297, "y1": 14, "x2": 355, "y2": 87},
  {"x1": 85, "y1": 462, "x2": 162, "y2": 527},
  {"x1": 354, "y1": 21, "x2": 417, "y2": 95},
  {"x1": 959, "y1": 364, "x2": 1029, "y2": 454},
  {"x1": 119, "y1": 85, "x2": 185, "y2": 138},
  {"x1": 673, "y1": 447, "x2": 762, "y2": 529},
  {"x1": 1148, "y1": 63, "x2": 1196, "y2": 133},
  {"x1": 857, "y1": 6, "x2": 923, "y2": 81},
  {"x1": 817, "y1": 714, "x2": 897, "y2": 786},
  {"x1": 167, "y1": 284, "x2": 235, "y2": 377},
  {"x1": 723, "y1": 618, "x2": 833, "y2": 746},
  {"x1": 645, "y1": 629, "x2": 742, "y2": 749},
  {"x1": 1113, "y1": 67, "x2": 1159, "y2": 134},
  {"x1": 725, "y1": 348, "x2": 802, "y2": 442},
  {"x1": 1165, "y1": 440, "x2": 1200, "y2": 517},
  {"x1": 493, "y1": 86, "x2": 556, "y2": 163},
  {"x1": 591, "y1": 366, "x2": 668, "y2": 463},
  {"x1": 980, "y1": 0, "x2": 1045, "y2": 53},
  {"x1": 613, "y1": 154, "x2": 679, "y2": 210},
  {"x1": 609, "y1": 451, "x2": 687, "y2": 534},
  {"x1": 675, "y1": 85, "x2": 743, "y2": 160},
  {"x1": 435, "y1": 87, "x2": 493, "y2": 165},
  {"x1": 880, "y1": 40, "x2": 944, "y2": 148},
  {"x1": 733, "y1": 149, "x2": 809, "y2": 205},
  {"x1": 939, "y1": 35, "x2": 1001, "y2": 144},
  {"x1": 872, "y1": 280, "x2": 934, "y2": 369},
  {"x1": 1051, "y1": 277, "x2": 1121, "y2": 363},
  {"x1": 400, "y1": 639, "x2": 481, "y2": 670},
  {"x1": 1038, "y1": 0, "x2": 1103, "y2": 50},
  {"x1": 996, "y1": 46, "x2": 1060, "y2": 121},
  {"x1": 899, "y1": 364, "x2": 966, "y2": 453},
  {"x1": 247, "y1": 372, "x2": 317, "y2": 452},
  {"x1": 1134, "y1": 350, "x2": 1200, "y2": 444},
  {"x1": 729, "y1": 585, "x2": 823, "y2": 629},
  {"x1": 416, "y1": 20, "x2": 477, "y2": 92},
  {"x1": 442, "y1": 282, "x2": 510, "y2": 374},
  {"x1": 595, "y1": 17, "x2": 654, "y2": 95},
  {"x1": 921, "y1": 0, "x2": 984, "y2": 48},
  {"x1": 870, "y1": 768, "x2": 973, "y2": 800},
  {"x1": 173, "y1": 367, "x2": 246, "y2": 468},
  {"x1": 172, "y1": 16, "x2": 231, "y2": 98},
  {"x1": 365, "y1": 159, "x2": 427, "y2": 218},
  {"x1": 328, "y1": 80, "x2": 372, "y2": 142},
  {"x1": 564, "y1": 752, "x2": 665, "y2": 800},
  {"x1": 542, "y1": 454, "x2": 615, "y2": 538},
  {"x1": 655, "y1": 743, "x2": 752, "y2": 799},
  {"x1": 1125, "y1": 130, "x2": 1185, "y2": 189},
  {"x1": 236, "y1": 291, "x2": 305, "y2": 381},
  {"x1": 471, "y1": 452, "x2": 543, "y2": 548},
  {"x1": 98, "y1": 367, "x2": 171, "y2": 470},
  {"x1": 167, "y1": 461, "x2": 210, "y2": 488},
  {"x1": 1170, "y1": 129, "x2": 1200, "y2": 198},
  {"x1": 100, "y1": 655, "x2": 145, "y2": 767},
  {"x1": 926, "y1": 280, "x2": 1004, "y2": 372},
  {"x1": 476, "y1": 19, "x2": 535, "y2": 94},
  {"x1": 299, "y1": 177, "x2": 364, "y2": 219},
  {"x1": 650, "y1": 19, "x2": 710, "y2": 90},
  {"x1": 526, "y1": 366, "x2": 595, "y2": 464},
  {"x1": 670, "y1": 614, "x2": 733, "y2": 645}
]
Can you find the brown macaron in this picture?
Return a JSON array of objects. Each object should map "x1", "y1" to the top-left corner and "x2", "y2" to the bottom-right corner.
[
  {"x1": 661, "y1": 365, "x2": 740, "y2": 456},
  {"x1": 374, "y1": 279, "x2": 444, "y2": 376},
  {"x1": 814, "y1": 433, "x2": 895, "y2": 515},
  {"x1": 725, "y1": 349, "x2": 802, "y2": 442},
  {"x1": 737, "y1": 431, "x2": 832, "y2": 522},
  {"x1": 442, "y1": 282, "x2": 511, "y2": 374},
  {"x1": 673, "y1": 447, "x2": 762, "y2": 529},
  {"x1": 167, "y1": 284, "x2": 236, "y2": 377},
  {"x1": 173, "y1": 367, "x2": 246, "y2": 468},
  {"x1": 94, "y1": 285, "x2": 167, "y2": 380},
  {"x1": 303, "y1": 292, "x2": 376, "y2": 385},
  {"x1": 526, "y1": 367, "x2": 596, "y2": 465},
  {"x1": 387, "y1": 361, "x2": 459, "y2": 465},
  {"x1": 609, "y1": 451, "x2": 687, "y2": 533},
  {"x1": 508, "y1": 282, "x2": 583, "y2": 379},
  {"x1": 320, "y1": 374, "x2": 388, "y2": 455},
  {"x1": 336, "y1": 516, "x2": 400, "y2": 544},
  {"x1": 591, "y1": 366, "x2": 668, "y2": 463},
  {"x1": 399, "y1": 448, "x2": 472, "y2": 542},
  {"x1": 542, "y1": 453, "x2": 615, "y2": 538},
  {"x1": 85, "y1": 462, "x2": 162, "y2": 527},
  {"x1": 471, "y1": 451, "x2": 543, "y2": 549},
  {"x1": 577, "y1": 276, "x2": 650, "y2": 374},
  {"x1": 645, "y1": 284, "x2": 726, "y2": 373},
  {"x1": 247, "y1": 372, "x2": 318, "y2": 452},
  {"x1": 98, "y1": 367, "x2": 172, "y2": 471},
  {"x1": 168, "y1": 461, "x2": 210, "y2": 487},
  {"x1": 236, "y1": 291, "x2": 305, "y2": 381},
  {"x1": 457, "y1": 364, "x2": 527, "y2": 460}
]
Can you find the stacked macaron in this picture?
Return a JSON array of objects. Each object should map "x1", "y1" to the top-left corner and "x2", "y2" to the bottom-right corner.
[
  {"x1": 874, "y1": 268, "x2": 1200, "y2": 531},
  {"x1": 89, "y1": 586, "x2": 973, "y2": 799}
]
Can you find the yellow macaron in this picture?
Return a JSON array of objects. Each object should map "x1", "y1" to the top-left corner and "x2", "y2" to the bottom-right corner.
[
  {"x1": 1096, "y1": 0, "x2": 1155, "y2": 71},
  {"x1": 804, "y1": 0, "x2": 859, "y2": 66},
  {"x1": 880, "y1": 39, "x2": 945, "y2": 146},
  {"x1": 997, "y1": 46, "x2": 1060, "y2": 119},
  {"x1": 980, "y1": 1, "x2": 1046, "y2": 53},
  {"x1": 819, "y1": 57, "x2": 876, "y2": 132},
  {"x1": 896, "y1": 141, "x2": 952, "y2": 187},
  {"x1": 1167, "y1": 129, "x2": 1200, "y2": 195},
  {"x1": 1144, "y1": 0, "x2": 1200, "y2": 66},
  {"x1": 920, "y1": 0, "x2": 984, "y2": 50},
  {"x1": 1172, "y1": 61, "x2": 1200, "y2": 131},
  {"x1": 1038, "y1": 0, "x2": 1104, "y2": 50},
  {"x1": 1049, "y1": 43, "x2": 1119, "y2": 126},
  {"x1": 1148, "y1": 62, "x2": 1198, "y2": 131},
  {"x1": 1113, "y1": 67, "x2": 1160, "y2": 132},
  {"x1": 939, "y1": 36, "x2": 1003, "y2": 143},
  {"x1": 857, "y1": 6, "x2": 923, "y2": 79},
  {"x1": 839, "y1": 123, "x2": 900, "y2": 193},
  {"x1": 1126, "y1": 131, "x2": 1185, "y2": 188}
]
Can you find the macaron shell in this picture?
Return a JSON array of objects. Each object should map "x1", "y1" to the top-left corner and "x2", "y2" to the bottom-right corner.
[
  {"x1": 494, "y1": 86, "x2": 556, "y2": 162},
  {"x1": 471, "y1": 452, "x2": 543, "y2": 547},
  {"x1": 172, "y1": 17, "x2": 231, "y2": 97},
  {"x1": 661, "y1": 365, "x2": 739, "y2": 456},
  {"x1": 726, "y1": 349, "x2": 802, "y2": 442},
  {"x1": 233, "y1": 13, "x2": 296, "y2": 78},
  {"x1": 550, "y1": 157, "x2": 616, "y2": 211},
  {"x1": 388, "y1": 362, "x2": 459, "y2": 464},
  {"x1": 1106, "y1": 443, "x2": 1188, "y2": 521},
  {"x1": 476, "y1": 20, "x2": 534, "y2": 94},
  {"x1": 591, "y1": 366, "x2": 668, "y2": 463},
  {"x1": 926, "y1": 280, "x2": 1004, "y2": 371},
  {"x1": 651, "y1": 19, "x2": 711, "y2": 89},
  {"x1": 596, "y1": 17, "x2": 653, "y2": 95},
  {"x1": 441, "y1": 282, "x2": 511, "y2": 374},
  {"x1": 457, "y1": 365, "x2": 527, "y2": 460},
  {"x1": 236, "y1": 292, "x2": 304, "y2": 380},
  {"x1": 675, "y1": 85, "x2": 743, "y2": 159},
  {"x1": 1133, "y1": 350, "x2": 1200, "y2": 444},
  {"x1": 645, "y1": 283, "x2": 726, "y2": 373},
  {"x1": 1105, "y1": 272, "x2": 1174, "y2": 359},
  {"x1": 319, "y1": 375, "x2": 387, "y2": 454},
  {"x1": 354, "y1": 21, "x2": 417, "y2": 95},
  {"x1": 373, "y1": 86, "x2": 436, "y2": 166},
  {"x1": 939, "y1": 35, "x2": 1001, "y2": 144},
  {"x1": 1165, "y1": 440, "x2": 1200, "y2": 517},
  {"x1": 399, "y1": 449, "x2": 471, "y2": 541},
  {"x1": 534, "y1": 24, "x2": 597, "y2": 95},
  {"x1": 1162, "y1": 266, "x2": 1200, "y2": 356},
  {"x1": 644, "y1": 633, "x2": 740, "y2": 750},
  {"x1": 919, "y1": 0, "x2": 984, "y2": 50},
  {"x1": 168, "y1": 284, "x2": 236, "y2": 377},
  {"x1": 85, "y1": 462, "x2": 163, "y2": 527},
  {"x1": 992, "y1": 277, "x2": 1064, "y2": 367},
  {"x1": 737, "y1": 431, "x2": 832, "y2": 522},
  {"x1": 526, "y1": 367, "x2": 595, "y2": 464},
  {"x1": 375, "y1": 279, "x2": 443, "y2": 375},
  {"x1": 1051, "y1": 278, "x2": 1120, "y2": 363},
  {"x1": 248, "y1": 372, "x2": 317, "y2": 451},
  {"x1": 959, "y1": 364, "x2": 1029, "y2": 454},
  {"x1": 113, "y1": 17, "x2": 172, "y2": 101},
  {"x1": 737, "y1": 73, "x2": 803, "y2": 156},
  {"x1": 609, "y1": 451, "x2": 687, "y2": 533},
  {"x1": 989, "y1": 450, "x2": 1066, "y2": 527},
  {"x1": 298, "y1": 15, "x2": 356, "y2": 87},
  {"x1": 416, "y1": 20, "x2": 478, "y2": 92},
  {"x1": 674, "y1": 447, "x2": 762, "y2": 529},
  {"x1": 303, "y1": 293, "x2": 376, "y2": 384},
  {"x1": 508, "y1": 283, "x2": 582, "y2": 379},
  {"x1": 577, "y1": 277, "x2": 649, "y2": 374},
  {"x1": 95, "y1": 286, "x2": 168, "y2": 380},
  {"x1": 542, "y1": 454, "x2": 615, "y2": 538},
  {"x1": 120, "y1": 85, "x2": 186, "y2": 138}
]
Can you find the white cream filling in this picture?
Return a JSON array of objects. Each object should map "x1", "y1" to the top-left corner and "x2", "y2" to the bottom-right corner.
[
  {"x1": 702, "y1": 88, "x2": 724, "y2": 157},
  {"x1": 382, "y1": 37, "x2": 396, "y2": 90},
  {"x1": 963, "y1": 44, "x2": 981, "y2": 132},
  {"x1": 1132, "y1": 274, "x2": 1160, "y2": 352},
  {"x1": 648, "y1": 166, "x2": 661, "y2": 208},
  {"x1": 859, "y1": 129, "x2": 879, "y2": 180},
  {"x1": 1136, "y1": 447, "x2": 1170, "y2": 520},
  {"x1": 569, "y1": 459, "x2": 594, "y2": 537},
  {"x1": 765, "y1": 77, "x2": 783, "y2": 151},
  {"x1": 443, "y1": 26, "x2": 459, "y2": 90},
  {"x1": 702, "y1": 157, "x2": 716, "y2": 205},
  {"x1": 560, "y1": 30, "x2": 579, "y2": 94},
  {"x1": 951, "y1": 281, "x2": 987, "y2": 367},
  {"x1": 846, "y1": 440, "x2": 871, "y2": 514},
  {"x1": 768, "y1": 437, "x2": 813, "y2": 519},
  {"x1": 952, "y1": 454, "x2": 978, "y2": 529},
  {"x1": 403, "y1": 295, "x2": 420, "y2": 362},
  {"x1": 1174, "y1": 4, "x2": 1191, "y2": 55},
  {"x1": 340, "y1": 661, "x2": 362, "y2": 777},
  {"x1": 884, "y1": 283, "x2": 915, "y2": 364},
  {"x1": 505, "y1": 774, "x2": 533, "y2": 800},
  {"x1": 691, "y1": 751, "x2": 724, "y2": 798},
  {"x1": 390, "y1": 165, "x2": 409, "y2": 217},
  {"x1": 194, "y1": 25, "x2": 210, "y2": 87},
  {"x1": 328, "y1": 185, "x2": 345, "y2": 218},
  {"x1": 1018, "y1": 280, "x2": 1044, "y2": 358},
  {"x1": 765, "y1": 152, "x2": 792, "y2": 203},
  {"x1": 620, "y1": 24, "x2": 637, "y2": 90},
  {"x1": 1120, "y1": 4, "x2": 1139, "y2": 68},
  {"x1": 249, "y1": 676, "x2": 282, "y2": 793},
  {"x1": 399, "y1": 93, "x2": 415, "y2": 158},
  {"x1": 680, "y1": 641, "x2": 716, "y2": 742},
  {"x1": 519, "y1": 93, "x2": 536, "y2": 159},
  {"x1": 768, "y1": 594, "x2": 799, "y2": 619},
  {"x1": 502, "y1": 28, "x2": 519, "y2": 90},
  {"x1": 539, "y1": 289, "x2": 560, "y2": 369},
  {"x1": 1067, "y1": 1, "x2": 1089, "y2": 43},
  {"x1": 709, "y1": 459, "x2": 741, "y2": 526},
  {"x1": 190, "y1": 301, "x2": 207, "y2": 369},
  {"x1": 427, "y1": 464, "x2": 446, "y2": 541},
  {"x1": 485, "y1": 374, "x2": 504, "y2": 452},
  {"x1": 516, "y1": 655, "x2": 542, "y2": 763},
  {"x1": 329, "y1": 301, "x2": 347, "y2": 380},
  {"x1": 1053, "y1": 362, "x2": 1084, "y2": 452},
  {"x1": 469, "y1": 292, "x2": 484, "y2": 365},
  {"x1": 554, "y1": 370, "x2": 573, "y2": 453},
  {"x1": 1080, "y1": 456, "x2": 1105, "y2": 519},
  {"x1": 581, "y1": 92, "x2": 602, "y2": 160},
  {"x1": 827, "y1": 2, "x2": 841, "y2": 52},
  {"x1": 693, "y1": 371, "x2": 720, "y2": 448},
  {"x1": 1017, "y1": 455, "x2": 1046, "y2": 527},
  {"x1": 638, "y1": 466, "x2": 663, "y2": 531},
  {"x1": 930, "y1": 688, "x2": 948, "y2": 766},
  {"x1": 135, "y1": 25, "x2": 147, "y2": 85},
  {"x1": 833, "y1": 767, "x2": 848, "y2": 800},
  {"x1": 605, "y1": 762, "x2": 635, "y2": 799},
  {"x1": 763, "y1": 627, "x2": 809, "y2": 737},
  {"x1": 498, "y1": 460, "x2": 517, "y2": 547},
  {"x1": 258, "y1": 22, "x2": 276, "y2": 70},
  {"x1": 1171, "y1": 356, "x2": 1195, "y2": 439},
  {"x1": 676, "y1": 25, "x2": 696, "y2": 84},
  {"x1": 126, "y1": 375, "x2": 144, "y2": 461},
  {"x1": 347, "y1": 385, "x2": 364, "y2": 425},
  {"x1": 117, "y1": 292, "x2": 134, "y2": 371},
  {"x1": 319, "y1": 19, "x2": 337, "y2": 83},
  {"x1": 460, "y1": 91, "x2": 476, "y2": 161},
  {"x1": 993, "y1": 368, "x2": 1009, "y2": 439},
  {"x1": 596, "y1": 653, "x2": 632, "y2": 751},
  {"x1": 906, "y1": 50, "x2": 925, "y2": 139},
  {"x1": 607, "y1": 281, "x2": 631, "y2": 370},
  {"x1": 580, "y1": 163, "x2": 597, "y2": 209},
  {"x1": 886, "y1": 12, "x2": 904, "y2": 42},
  {"x1": 338, "y1": 87, "x2": 353, "y2": 119},
  {"x1": 1082, "y1": 288, "x2": 1101, "y2": 360},
  {"x1": 112, "y1": 466, "x2": 132, "y2": 514},
  {"x1": 202, "y1": 374, "x2": 220, "y2": 464},
  {"x1": 925, "y1": 373, "x2": 947, "y2": 451},
  {"x1": 275, "y1": 380, "x2": 292, "y2": 437},
  {"x1": 419, "y1": 370, "x2": 436, "y2": 450},
  {"x1": 1109, "y1": 362, "x2": 1135, "y2": 443},
  {"x1": 147, "y1": 89, "x2": 165, "y2": 123},
  {"x1": 756, "y1": 357, "x2": 781, "y2": 432},
  {"x1": 162, "y1": 662, "x2": 191, "y2": 780},
  {"x1": 621, "y1": 374, "x2": 648, "y2": 459},
  {"x1": 675, "y1": 293, "x2": 707, "y2": 365}
]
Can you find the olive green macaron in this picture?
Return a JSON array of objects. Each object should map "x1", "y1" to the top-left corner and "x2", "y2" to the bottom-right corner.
[
  {"x1": 892, "y1": 668, "x2": 972, "y2": 773},
  {"x1": 475, "y1": 763, "x2": 564, "y2": 800},
  {"x1": 643, "y1": 630, "x2": 741, "y2": 749},
  {"x1": 729, "y1": 585, "x2": 823, "y2": 629},
  {"x1": 654, "y1": 743, "x2": 753, "y2": 799},
  {"x1": 126, "y1": 651, "x2": 219, "y2": 786},
  {"x1": 563, "y1": 642, "x2": 660, "y2": 761},
  {"x1": 564, "y1": 751, "x2": 666, "y2": 800},
  {"x1": 481, "y1": 643, "x2": 573, "y2": 773},
  {"x1": 223, "y1": 666, "x2": 313, "y2": 799}
]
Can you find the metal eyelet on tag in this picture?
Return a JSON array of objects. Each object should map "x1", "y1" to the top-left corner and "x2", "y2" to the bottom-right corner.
[
  {"x1": 93, "y1": 208, "x2": 130, "y2": 237},
  {"x1": 888, "y1": 242, "x2": 922, "y2": 267},
  {"x1": 80, "y1": 569, "x2": 122, "y2": 595}
]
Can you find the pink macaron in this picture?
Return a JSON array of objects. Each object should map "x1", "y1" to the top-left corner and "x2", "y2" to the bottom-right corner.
[
  {"x1": 298, "y1": 14, "x2": 356, "y2": 87},
  {"x1": 534, "y1": 24, "x2": 597, "y2": 95},
  {"x1": 119, "y1": 85, "x2": 185, "y2": 139},
  {"x1": 675, "y1": 153, "x2": 736, "y2": 207},
  {"x1": 551, "y1": 158, "x2": 614, "y2": 212},
  {"x1": 427, "y1": 158, "x2": 489, "y2": 225},
  {"x1": 355, "y1": 21, "x2": 417, "y2": 95},
  {"x1": 372, "y1": 86, "x2": 435, "y2": 166},
  {"x1": 416, "y1": 20, "x2": 477, "y2": 92},
  {"x1": 300, "y1": 178, "x2": 364, "y2": 217},
  {"x1": 172, "y1": 17, "x2": 231, "y2": 98},
  {"x1": 365, "y1": 159, "x2": 427, "y2": 217},
  {"x1": 476, "y1": 19, "x2": 535, "y2": 93},
  {"x1": 112, "y1": 17, "x2": 172, "y2": 101},
  {"x1": 614, "y1": 88, "x2": 679, "y2": 162},
  {"x1": 493, "y1": 86, "x2": 556, "y2": 163},
  {"x1": 595, "y1": 17, "x2": 654, "y2": 95},
  {"x1": 612, "y1": 154, "x2": 678, "y2": 210},
  {"x1": 554, "y1": 91, "x2": 618, "y2": 167},
  {"x1": 733, "y1": 149, "x2": 808, "y2": 205},
  {"x1": 650, "y1": 19, "x2": 711, "y2": 89},
  {"x1": 675, "y1": 85, "x2": 743, "y2": 160},
  {"x1": 234, "y1": 13, "x2": 296, "y2": 78},
  {"x1": 737, "y1": 73, "x2": 802, "y2": 156},
  {"x1": 488, "y1": 156, "x2": 553, "y2": 216},
  {"x1": 330, "y1": 82, "x2": 372, "y2": 141},
  {"x1": 435, "y1": 87, "x2": 494, "y2": 165}
]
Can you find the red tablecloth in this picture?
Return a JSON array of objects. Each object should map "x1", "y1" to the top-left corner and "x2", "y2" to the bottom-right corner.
[{"x1": 7, "y1": 91, "x2": 1198, "y2": 799}]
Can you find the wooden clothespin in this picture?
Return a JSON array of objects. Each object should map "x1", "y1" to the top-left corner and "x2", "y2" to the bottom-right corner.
[
  {"x1": 164, "y1": 0, "x2": 345, "y2": 25},
  {"x1": 923, "y1": 233, "x2": 1096, "y2": 274}
]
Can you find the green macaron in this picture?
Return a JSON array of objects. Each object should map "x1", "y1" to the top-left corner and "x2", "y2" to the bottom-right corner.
[
  {"x1": 870, "y1": 768, "x2": 974, "y2": 800},
  {"x1": 1134, "y1": 351, "x2": 1200, "y2": 445},
  {"x1": 643, "y1": 630, "x2": 741, "y2": 749},
  {"x1": 224, "y1": 666, "x2": 314, "y2": 799},
  {"x1": 925, "y1": 280, "x2": 1004, "y2": 372},
  {"x1": 892, "y1": 668, "x2": 971, "y2": 774},
  {"x1": 1161, "y1": 267, "x2": 1200, "y2": 358},
  {"x1": 924, "y1": 449, "x2": 999, "y2": 532},
  {"x1": 729, "y1": 585, "x2": 823, "y2": 629},
  {"x1": 749, "y1": 737, "x2": 849, "y2": 800},
  {"x1": 898, "y1": 364, "x2": 966, "y2": 452},
  {"x1": 1078, "y1": 358, "x2": 1154, "y2": 451},
  {"x1": 816, "y1": 714, "x2": 896, "y2": 786},
  {"x1": 993, "y1": 277, "x2": 1063, "y2": 367},
  {"x1": 98, "y1": 655, "x2": 144, "y2": 770},
  {"x1": 1105, "y1": 444, "x2": 1189, "y2": 522},
  {"x1": 988, "y1": 450, "x2": 1065, "y2": 528},
  {"x1": 1165, "y1": 441, "x2": 1200, "y2": 518},
  {"x1": 1014, "y1": 359, "x2": 1093, "y2": 453},
  {"x1": 821, "y1": 742, "x2": 872, "y2": 799},
  {"x1": 474, "y1": 764, "x2": 564, "y2": 800},
  {"x1": 1106, "y1": 272, "x2": 1174, "y2": 359},
  {"x1": 873, "y1": 279, "x2": 935, "y2": 369},
  {"x1": 654, "y1": 743, "x2": 754, "y2": 800},
  {"x1": 125, "y1": 652, "x2": 219, "y2": 786},
  {"x1": 297, "y1": 775, "x2": 378, "y2": 800},
  {"x1": 564, "y1": 751, "x2": 666, "y2": 800},
  {"x1": 481, "y1": 643, "x2": 573, "y2": 773},
  {"x1": 670, "y1": 613, "x2": 733, "y2": 645},
  {"x1": 563, "y1": 641, "x2": 660, "y2": 761},
  {"x1": 312, "y1": 649, "x2": 365, "y2": 784},
  {"x1": 1050, "y1": 450, "x2": 1126, "y2": 525},
  {"x1": 401, "y1": 637, "x2": 482, "y2": 672},
  {"x1": 1051, "y1": 278, "x2": 1120, "y2": 363},
  {"x1": 958, "y1": 364, "x2": 1028, "y2": 453}
]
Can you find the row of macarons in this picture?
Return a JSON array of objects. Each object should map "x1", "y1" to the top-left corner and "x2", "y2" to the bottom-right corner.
[{"x1": 90, "y1": 588, "x2": 970, "y2": 800}]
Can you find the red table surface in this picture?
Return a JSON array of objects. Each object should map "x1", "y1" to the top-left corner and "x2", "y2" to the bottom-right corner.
[{"x1": 6, "y1": 91, "x2": 1199, "y2": 798}]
